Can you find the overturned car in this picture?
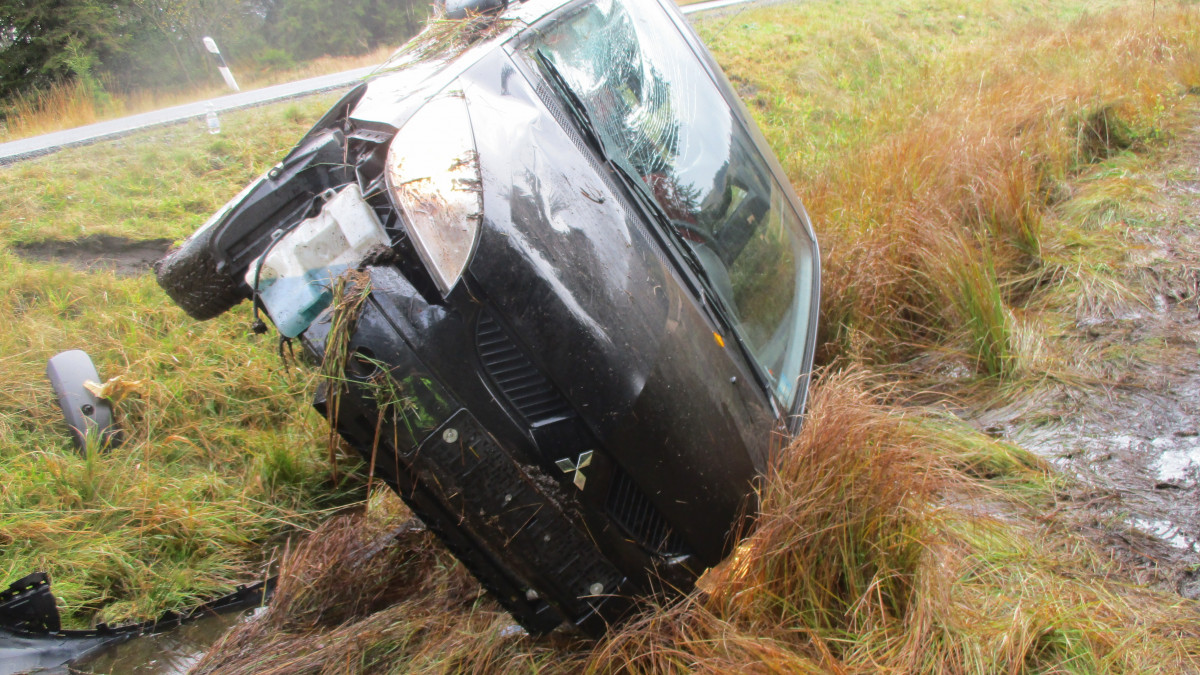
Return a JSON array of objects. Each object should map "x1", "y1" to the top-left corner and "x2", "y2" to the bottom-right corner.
[{"x1": 157, "y1": 0, "x2": 820, "y2": 635}]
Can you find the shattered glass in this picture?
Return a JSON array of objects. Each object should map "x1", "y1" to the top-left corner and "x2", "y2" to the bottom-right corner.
[{"x1": 525, "y1": 0, "x2": 815, "y2": 408}]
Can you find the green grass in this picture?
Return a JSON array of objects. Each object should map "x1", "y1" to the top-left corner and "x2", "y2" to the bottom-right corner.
[
  {"x1": 0, "y1": 96, "x2": 364, "y2": 626},
  {"x1": 0, "y1": 99, "x2": 334, "y2": 245},
  {"x1": 193, "y1": 372, "x2": 1200, "y2": 673},
  {"x1": 701, "y1": 0, "x2": 1200, "y2": 381},
  {"x1": 1, "y1": 0, "x2": 1199, "y2": 668}
]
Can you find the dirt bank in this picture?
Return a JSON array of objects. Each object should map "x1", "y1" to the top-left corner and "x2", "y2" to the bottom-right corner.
[{"x1": 13, "y1": 235, "x2": 173, "y2": 276}]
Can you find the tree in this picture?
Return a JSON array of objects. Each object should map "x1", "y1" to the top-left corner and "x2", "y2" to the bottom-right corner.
[
  {"x1": 125, "y1": 0, "x2": 254, "y2": 89},
  {"x1": 263, "y1": 0, "x2": 426, "y2": 61},
  {"x1": 0, "y1": 0, "x2": 135, "y2": 97},
  {"x1": 0, "y1": 0, "x2": 428, "y2": 102}
]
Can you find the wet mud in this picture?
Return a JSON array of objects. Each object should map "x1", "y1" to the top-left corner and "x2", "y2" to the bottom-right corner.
[
  {"x1": 13, "y1": 235, "x2": 173, "y2": 277},
  {"x1": 980, "y1": 306, "x2": 1199, "y2": 592},
  {"x1": 972, "y1": 142, "x2": 1200, "y2": 597}
]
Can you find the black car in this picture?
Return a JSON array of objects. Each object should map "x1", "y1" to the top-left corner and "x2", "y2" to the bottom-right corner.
[{"x1": 156, "y1": 0, "x2": 820, "y2": 636}]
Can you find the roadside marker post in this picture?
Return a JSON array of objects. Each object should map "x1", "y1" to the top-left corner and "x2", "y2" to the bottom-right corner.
[{"x1": 203, "y1": 37, "x2": 241, "y2": 92}]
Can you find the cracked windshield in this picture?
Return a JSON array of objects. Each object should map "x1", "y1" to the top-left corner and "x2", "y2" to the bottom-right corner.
[{"x1": 526, "y1": 0, "x2": 815, "y2": 408}]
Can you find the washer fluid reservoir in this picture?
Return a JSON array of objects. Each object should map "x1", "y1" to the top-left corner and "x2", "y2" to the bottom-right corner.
[{"x1": 246, "y1": 184, "x2": 389, "y2": 338}]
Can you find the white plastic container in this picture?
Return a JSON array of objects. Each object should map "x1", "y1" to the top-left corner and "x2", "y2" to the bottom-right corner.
[
  {"x1": 246, "y1": 184, "x2": 389, "y2": 337},
  {"x1": 205, "y1": 104, "x2": 221, "y2": 134}
]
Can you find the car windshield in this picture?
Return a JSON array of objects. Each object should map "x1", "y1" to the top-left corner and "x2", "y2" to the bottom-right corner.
[{"x1": 525, "y1": 0, "x2": 815, "y2": 409}]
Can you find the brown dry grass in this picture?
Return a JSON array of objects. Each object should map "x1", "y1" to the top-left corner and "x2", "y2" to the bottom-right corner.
[
  {"x1": 195, "y1": 371, "x2": 1200, "y2": 674},
  {"x1": 0, "y1": 47, "x2": 395, "y2": 142},
  {"x1": 792, "y1": 4, "x2": 1200, "y2": 380},
  {"x1": 191, "y1": 492, "x2": 574, "y2": 674},
  {"x1": 186, "y1": 1, "x2": 1200, "y2": 671}
]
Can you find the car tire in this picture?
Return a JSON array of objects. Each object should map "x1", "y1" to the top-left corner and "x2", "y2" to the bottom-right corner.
[{"x1": 154, "y1": 228, "x2": 245, "y2": 321}]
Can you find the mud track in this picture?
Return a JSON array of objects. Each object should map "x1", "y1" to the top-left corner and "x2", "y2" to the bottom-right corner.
[
  {"x1": 973, "y1": 123, "x2": 1200, "y2": 598},
  {"x1": 14, "y1": 235, "x2": 174, "y2": 277}
]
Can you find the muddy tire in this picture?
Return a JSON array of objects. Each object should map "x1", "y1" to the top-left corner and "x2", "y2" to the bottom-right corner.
[{"x1": 154, "y1": 228, "x2": 244, "y2": 321}]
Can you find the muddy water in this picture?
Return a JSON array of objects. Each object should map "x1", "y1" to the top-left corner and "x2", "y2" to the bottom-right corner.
[
  {"x1": 973, "y1": 230, "x2": 1200, "y2": 594},
  {"x1": 72, "y1": 608, "x2": 259, "y2": 675}
]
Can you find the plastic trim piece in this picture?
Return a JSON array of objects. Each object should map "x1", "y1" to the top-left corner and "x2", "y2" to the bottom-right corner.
[{"x1": 44, "y1": 350, "x2": 122, "y2": 452}]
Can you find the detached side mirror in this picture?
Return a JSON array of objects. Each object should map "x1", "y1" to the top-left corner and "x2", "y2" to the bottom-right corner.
[{"x1": 45, "y1": 350, "x2": 123, "y2": 452}]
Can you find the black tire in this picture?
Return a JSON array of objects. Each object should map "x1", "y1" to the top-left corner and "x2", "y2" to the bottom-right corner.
[{"x1": 154, "y1": 227, "x2": 245, "y2": 321}]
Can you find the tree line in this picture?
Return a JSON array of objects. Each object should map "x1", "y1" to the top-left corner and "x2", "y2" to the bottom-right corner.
[{"x1": 0, "y1": 0, "x2": 431, "y2": 101}]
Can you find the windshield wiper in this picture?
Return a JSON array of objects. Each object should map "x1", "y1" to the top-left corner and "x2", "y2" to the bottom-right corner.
[
  {"x1": 534, "y1": 49, "x2": 745, "y2": 349},
  {"x1": 534, "y1": 51, "x2": 602, "y2": 150},
  {"x1": 607, "y1": 161, "x2": 726, "y2": 304},
  {"x1": 532, "y1": 49, "x2": 780, "y2": 408}
]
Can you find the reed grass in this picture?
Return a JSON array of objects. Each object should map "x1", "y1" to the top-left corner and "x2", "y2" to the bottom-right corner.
[
  {"x1": 702, "y1": 0, "x2": 1200, "y2": 383},
  {"x1": 2, "y1": 0, "x2": 1198, "y2": 662},
  {"x1": 194, "y1": 371, "x2": 1200, "y2": 673}
]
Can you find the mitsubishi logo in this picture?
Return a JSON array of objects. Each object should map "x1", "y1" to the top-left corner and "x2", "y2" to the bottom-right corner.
[{"x1": 556, "y1": 450, "x2": 594, "y2": 491}]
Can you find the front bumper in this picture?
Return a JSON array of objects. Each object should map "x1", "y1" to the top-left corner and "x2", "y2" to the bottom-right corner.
[{"x1": 302, "y1": 265, "x2": 714, "y2": 632}]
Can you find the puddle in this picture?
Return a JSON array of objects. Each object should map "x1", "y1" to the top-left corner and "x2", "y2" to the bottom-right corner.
[
  {"x1": 70, "y1": 607, "x2": 259, "y2": 675},
  {"x1": 968, "y1": 150, "x2": 1200, "y2": 592},
  {"x1": 1130, "y1": 517, "x2": 1195, "y2": 552},
  {"x1": 1153, "y1": 438, "x2": 1200, "y2": 484},
  {"x1": 13, "y1": 235, "x2": 173, "y2": 277},
  {"x1": 997, "y1": 350, "x2": 1200, "y2": 564}
]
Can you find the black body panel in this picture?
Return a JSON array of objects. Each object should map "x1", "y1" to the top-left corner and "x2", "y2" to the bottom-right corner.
[
  {"x1": 459, "y1": 52, "x2": 777, "y2": 564},
  {"x1": 156, "y1": 0, "x2": 818, "y2": 636}
]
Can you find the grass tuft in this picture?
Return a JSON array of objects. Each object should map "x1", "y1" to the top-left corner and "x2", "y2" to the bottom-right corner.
[
  {"x1": 319, "y1": 269, "x2": 373, "y2": 484},
  {"x1": 195, "y1": 371, "x2": 1200, "y2": 672},
  {"x1": 708, "y1": 0, "x2": 1200, "y2": 383}
]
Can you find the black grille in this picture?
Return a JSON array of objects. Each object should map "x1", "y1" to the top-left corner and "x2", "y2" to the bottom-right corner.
[
  {"x1": 422, "y1": 412, "x2": 625, "y2": 609},
  {"x1": 476, "y1": 312, "x2": 573, "y2": 426},
  {"x1": 606, "y1": 466, "x2": 688, "y2": 557}
]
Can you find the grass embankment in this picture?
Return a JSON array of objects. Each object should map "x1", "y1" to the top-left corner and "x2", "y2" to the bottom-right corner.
[
  {"x1": 1, "y1": 0, "x2": 1198, "y2": 669},
  {"x1": 705, "y1": 0, "x2": 1196, "y2": 384},
  {"x1": 200, "y1": 0, "x2": 1200, "y2": 671},
  {"x1": 193, "y1": 373, "x2": 1199, "y2": 672},
  {"x1": 0, "y1": 48, "x2": 394, "y2": 144},
  {"x1": 0, "y1": 96, "x2": 361, "y2": 625}
]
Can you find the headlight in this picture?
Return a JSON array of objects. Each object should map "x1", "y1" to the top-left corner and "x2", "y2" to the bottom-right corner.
[{"x1": 385, "y1": 91, "x2": 482, "y2": 296}]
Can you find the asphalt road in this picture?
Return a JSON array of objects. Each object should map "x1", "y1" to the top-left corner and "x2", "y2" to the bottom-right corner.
[
  {"x1": 0, "y1": 67, "x2": 378, "y2": 166},
  {"x1": 0, "y1": 0, "x2": 763, "y2": 166}
]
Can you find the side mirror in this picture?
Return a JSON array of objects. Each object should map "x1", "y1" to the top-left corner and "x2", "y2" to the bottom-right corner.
[{"x1": 45, "y1": 350, "x2": 123, "y2": 452}]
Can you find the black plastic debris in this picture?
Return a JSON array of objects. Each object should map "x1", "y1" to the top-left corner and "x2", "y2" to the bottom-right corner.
[
  {"x1": 0, "y1": 572, "x2": 273, "y2": 675},
  {"x1": 0, "y1": 573, "x2": 60, "y2": 634}
]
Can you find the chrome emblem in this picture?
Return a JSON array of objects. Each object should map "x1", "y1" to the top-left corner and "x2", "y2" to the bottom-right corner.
[{"x1": 555, "y1": 450, "x2": 594, "y2": 491}]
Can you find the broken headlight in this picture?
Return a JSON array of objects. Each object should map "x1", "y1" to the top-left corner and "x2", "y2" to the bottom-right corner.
[{"x1": 384, "y1": 91, "x2": 482, "y2": 297}]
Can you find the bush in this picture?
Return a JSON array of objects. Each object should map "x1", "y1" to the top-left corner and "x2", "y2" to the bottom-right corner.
[{"x1": 255, "y1": 48, "x2": 296, "y2": 72}]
